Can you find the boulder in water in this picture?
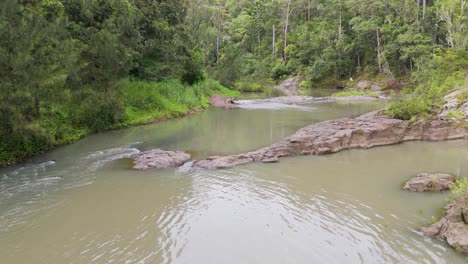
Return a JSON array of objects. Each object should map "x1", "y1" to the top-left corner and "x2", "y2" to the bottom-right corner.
[
  {"x1": 132, "y1": 149, "x2": 191, "y2": 170},
  {"x1": 403, "y1": 173, "x2": 456, "y2": 192}
]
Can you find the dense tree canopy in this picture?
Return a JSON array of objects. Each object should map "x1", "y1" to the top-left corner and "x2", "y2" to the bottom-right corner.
[
  {"x1": 187, "y1": 0, "x2": 466, "y2": 86},
  {"x1": 0, "y1": 0, "x2": 205, "y2": 165}
]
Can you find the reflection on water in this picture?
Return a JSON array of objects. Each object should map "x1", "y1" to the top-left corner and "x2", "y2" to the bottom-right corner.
[
  {"x1": 0, "y1": 101, "x2": 467, "y2": 263},
  {"x1": 302, "y1": 88, "x2": 339, "y2": 97}
]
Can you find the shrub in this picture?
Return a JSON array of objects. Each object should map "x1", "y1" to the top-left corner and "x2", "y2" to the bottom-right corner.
[
  {"x1": 450, "y1": 177, "x2": 468, "y2": 200},
  {"x1": 72, "y1": 89, "x2": 126, "y2": 132},
  {"x1": 234, "y1": 82, "x2": 264, "y2": 93},
  {"x1": 271, "y1": 61, "x2": 290, "y2": 80},
  {"x1": 456, "y1": 90, "x2": 468, "y2": 104},
  {"x1": 447, "y1": 109, "x2": 464, "y2": 119},
  {"x1": 385, "y1": 95, "x2": 432, "y2": 120}
]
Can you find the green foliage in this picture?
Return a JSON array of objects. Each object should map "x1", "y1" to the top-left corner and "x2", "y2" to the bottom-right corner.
[
  {"x1": 307, "y1": 57, "x2": 332, "y2": 81},
  {"x1": 0, "y1": 78, "x2": 236, "y2": 166},
  {"x1": 332, "y1": 91, "x2": 379, "y2": 98},
  {"x1": 456, "y1": 90, "x2": 468, "y2": 104},
  {"x1": 271, "y1": 60, "x2": 290, "y2": 80},
  {"x1": 234, "y1": 82, "x2": 264, "y2": 93},
  {"x1": 447, "y1": 109, "x2": 464, "y2": 120},
  {"x1": 71, "y1": 89, "x2": 126, "y2": 132},
  {"x1": 386, "y1": 49, "x2": 467, "y2": 120},
  {"x1": 119, "y1": 79, "x2": 237, "y2": 125},
  {"x1": 385, "y1": 95, "x2": 432, "y2": 120},
  {"x1": 450, "y1": 177, "x2": 468, "y2": 199},
  {"x1": 181, "y1": 47, "x2": 207, "y2": 85},
  {"x1": 188, "y1": 0, "x2": 466, "y2": 87},
  {"x1": 0, "y1": 0, "x2": 222, "y2": 166}
]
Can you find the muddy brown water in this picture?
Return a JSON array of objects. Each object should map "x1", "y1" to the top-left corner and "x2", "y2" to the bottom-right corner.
[{"x1": 0, "y1": 101, "x2": 467, "y2": 263}]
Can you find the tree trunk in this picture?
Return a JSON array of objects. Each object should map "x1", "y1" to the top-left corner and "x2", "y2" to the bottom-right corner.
[
  {"x1": 272, "y1": 25, "x2": 276, "y2": 54},
  {"x1": 416, "y1": 0, "x2": 421, "y2": 21},
  {"x1": 338, "y1": 5, "x2": 342, "y2": 40},
  {"x1": 422, "y1": 0, "x2": 426, "y2": 19},
  {"x1": 215, "y1": 5, "x2": 221, "y2": 67},
  {"x1": 376, "y1": 29, "x2": 383, "y2": 73},
  {"x1": 283, "y1": 0, "x2": 291, "y2": 62}
]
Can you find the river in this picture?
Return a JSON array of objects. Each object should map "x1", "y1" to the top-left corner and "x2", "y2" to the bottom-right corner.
[{"x1": 0, "y1": 101, "x2": 467, "y2": 263}]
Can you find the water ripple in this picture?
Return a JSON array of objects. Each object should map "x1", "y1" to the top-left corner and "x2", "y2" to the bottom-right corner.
[{"x1": 0, "y1": 143, "x2": 141, "y2": 232}]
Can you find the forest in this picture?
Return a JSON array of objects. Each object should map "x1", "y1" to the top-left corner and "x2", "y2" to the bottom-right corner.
[{"x1": 0, "y1": 0, "x2": 467, "y2": 166}]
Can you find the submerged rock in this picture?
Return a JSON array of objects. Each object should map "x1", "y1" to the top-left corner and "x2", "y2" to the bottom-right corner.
[
  {"x1": 193, "y1": 111, "x2": 468, "y2": 169},
  {"x1": 132, "y1": 149, "x2": 191, "y2": 170},
  {"x1": 403, "y1": 173, "x2": 456, "y2": 192},
  {"x1": 422, "y1": 195, "x2": 468, "y2": 255}
]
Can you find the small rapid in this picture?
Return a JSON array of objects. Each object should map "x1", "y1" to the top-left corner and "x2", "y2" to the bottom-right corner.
[{"x1": 0, "y1": 143, "x2": 141, "y2": 232}]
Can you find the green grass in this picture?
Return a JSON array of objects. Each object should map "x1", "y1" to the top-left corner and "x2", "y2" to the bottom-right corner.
[
  {"x1": 118, "y1": 79, "x2": 238, "y2": 126},
  {"x1": 332, "y1": 91, "x2": 379, "y2": 98}
]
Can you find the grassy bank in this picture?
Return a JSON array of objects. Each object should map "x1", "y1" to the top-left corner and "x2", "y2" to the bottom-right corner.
[
  {"x1": 332, "y1": 91, "x2": 380, "y2": 98},
  {"x1": 0, "y1": 79, "x2": 238, "y2": 167}
]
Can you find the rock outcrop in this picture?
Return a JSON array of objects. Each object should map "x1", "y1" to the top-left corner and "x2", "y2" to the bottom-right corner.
[
  {"x1": 439, "y1": 89, "x2": 468, "y2": 121},
  {"x1": 354, "y1": 80, "x2": 381, "y2": 92},
  {"x1": 239, "y1": 95, "x2": 384, "y2": 105},
  {"x1": 274, "y1": 77, "x2": 303, "y2": 96},
  {"x1": 193, "y1": 111, "x2": 468, "y2": 169},
  {"x1": 132, "y1": 149, "x2": 191, "y2": 169},
  {"x1": 403, "y1": 173, "x2": 456, "y2": 192},
  {"x1": 421, "y1": 195, "x2": 468, "y2": 255}
]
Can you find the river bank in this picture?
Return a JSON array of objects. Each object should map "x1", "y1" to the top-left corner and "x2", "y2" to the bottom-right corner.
[{"x1": 0, "y1": 79, "x2": 238, "y2": 168}]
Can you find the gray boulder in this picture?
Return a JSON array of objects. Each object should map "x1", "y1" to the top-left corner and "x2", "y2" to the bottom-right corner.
[
  {"x1": 133, "y1": 149, "x2": 191, "y2": 170},
  {"x1": 403, "y1": 173, "x2": 456, "y2": 192}
]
